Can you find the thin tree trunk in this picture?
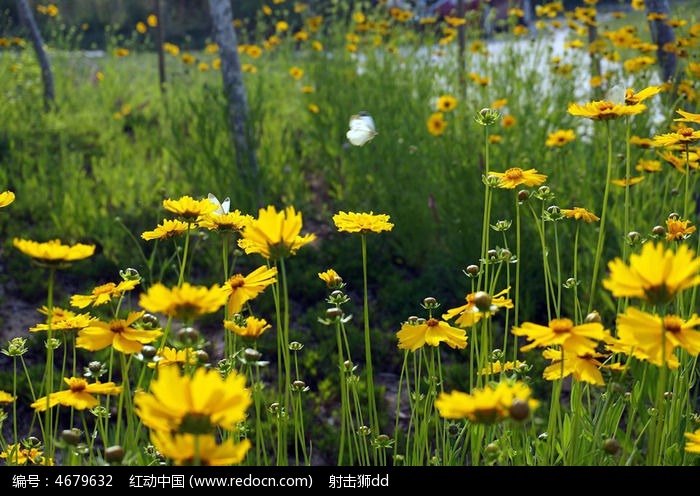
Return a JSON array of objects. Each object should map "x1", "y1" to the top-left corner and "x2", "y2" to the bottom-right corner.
[
  {"x1": 155, "y1": 0, "x2": 166, "y2": 92},
  {"x1": 207, "y1": 0, "x2": 261, "y2": 205},
  {"x1": 16, "y1": 0, "x2": 55, "y2": 111},
  {"x1": 645, "y1": 0, "x2": 677, "y2": 83}
]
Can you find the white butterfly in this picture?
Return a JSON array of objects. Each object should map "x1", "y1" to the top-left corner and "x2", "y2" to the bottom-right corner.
[
  {"x1": 606, "y1": 83, "x2": 626, "y2": 105},
  {"x1": 346, "y1": 112, "x2": 377, "y2": 146},
  {"x1": 208, "y1": 193, "x2": 230, "y2": 215}
]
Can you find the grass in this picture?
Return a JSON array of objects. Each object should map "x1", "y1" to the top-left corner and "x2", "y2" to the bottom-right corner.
[{"x1": 0, "y1": 0, "x2": 700, "y2": 467}]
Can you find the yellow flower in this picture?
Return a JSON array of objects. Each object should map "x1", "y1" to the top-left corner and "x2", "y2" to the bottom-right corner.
[
  {"x1": 113, "y1": 48, "x2": 129, "y2": 57},
  {"x1": 148, "y1": 346, "x2": 198, "y2": 369},
  {"x1": 139, "y1": 283, "x2": 228, "y2": 321},
  {"x1": 198, "y1": 210, "x2": 251, "y2": 232},
  {"x1": 76, "y1": 311, "x2": 162, "y2": 355},
  {"x1": 654, "y1": 127, "x2": 700, "y2": 147},
  {"x1": 542, "y1": 348, "x2": 606, "y2": 385},
  {"x1": 13, "y1": 238, "x2": 95, "y2": 265},
  {"x1": 238, "y1": 205, "x2": 316, "y2": 260},
  {"x1": 204, "y1": 43, "x2": 219, "y2": 54},
  {"x1": 333, "y1": 211, "x2": 394, "y2": 234},
  {"x1": 31, "y1": 377, "x2": 122, "y2": 412},
  {"x1": 224, "y1": 315, "x2": 271, "y2": 340},
  {"x1": 479, "y1": 360, "x2": 527, "y2": 375},
  {"x1": 242, "y1": 64, "x2": 257, "y2": 73},
  {"x1": 489, "y1": 135, "x2": 502, "y2": 144},
  {"x1": 181, "y1": 53, "x2": 195, "y2": 65},
  {"x1": 427, "y1": 112, "x2": 447, "y2": 136},
  {"x1": 141, "y1": 219, "x2": 190, "y2": 241},
  {"x1": 222, "y1": 265, "x2": 278, "y2": 315},
  {"x1": 501, "y1": 114, "x2": 517, "y2": 128},
  {"x1": 435, "y1": 381, "x2": 538, "y2": 423},
  {"x1": 491, "y1": 98, "x2": 508, "y2": 109},
  {"x1": 685, "y1": 429, "x2": 700, "y2": 454},
  {"x1": 623, "y1": 56, "x2": 656, "y2": 72},
  {"x1": 71, "y1": 279, "x2": 140, "y2": 309},
  {"x1": 308, "y1": 103, "x2": 320, "y2": 114},
  {"x1": 666, "y1": 217, "x2": 696, "y2": 241},
  {"x1": 0, "y1": 190, "x2": 15, "y2": 208},
  {"x1": 29, "y1": 307, "x2": 95, "y2": 333},
  {"x1": 561, "y1": 207, "x2": 600, "y2": 222},
  {"x1": 289, "y1": 66, "x2": 304, "y2": 80},
  {"x1": 624, "y1": 86, "x2": 661, "y2": 105},
  {"x1": 163, "y1": 195, "x2": 218, "y2": 220},
  {"x1": 490, "y1": 167, "x2": 547, "y2": 189},
  {"x1": 611, "y1": 175, "x2": 645, "y2": 187},
  {"x1": 0, "y1": 391, "x2": 16, "y2": 404},
  {"x1": 396, "y1": 317, "x2": 467, "y2": 351},
  {"x1": 437, "y1": 95, "x2": 457, "y2": 112},
  {"x1": 164, "y1": 42, "x2": 180, "y2": 55},
  {"x1": 151, "y1": 432, "x2": 251, "y2": 466},
  {"x1": 276, "y1": 20, "x2": 289, "y2": 32},
  {"x1": 246, "y1": 45, "x2": 263, "y2": 58},
  {"x1": 675, "y1": 109, "x2": 700, "y2": 125},
  {"x1": 632, "y1": 0, "x2": 644, "y2": 10},
  {"x1": 567, "y1": 100, "x2": 646, "y2": 120},
  {"x1": 443, "y1": 288, "x2": 513, "y2": 328},
  {"x1": 318, "y1": 269, "x2": 343, "y2": 288},
  {"x1": 0, "y1": 444, "x2": 50, "y2": 465},
  {"x1": 545, "y1": 129, "x2": 576, "y2": 147},
  {"x1": 615, "y1": 307, "x2": 700, "y2": 367},
  {"x1": 603, "y1": 241, "x2": 700, "y2": 304},
  {"x1": 444, "y1": 16, "x2": 466, "y2": 27},
  {"x1": 636, "y1": 159, "x2": 662, "y2": 172},
  {"x1": 312, "y1": 40, "x2": 323, "y2": 51},
  {"x1": 136, "y1": 21, "x2": 147, "y2": 33},
  {"x1": 147, "y1": 14, "x2": 158, "y2": 27},
  {"x1": 134, "y1": 366, "x2": 251, "y2": 433},
  {"x1": 630, "y1": 136, "x2": 655, "y2": 148},
  {"x1": 198, "y1": 62, "x2": 210, "y2": 71},
  {"x1": 512, "y1": 318, "x2": 608, "y2": 355}
]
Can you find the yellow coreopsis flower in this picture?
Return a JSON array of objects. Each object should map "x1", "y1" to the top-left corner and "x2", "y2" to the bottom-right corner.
[
  {"x1": 333, "y1": 211, "x2": 394, "y2": 234},
  {"x1": 435, "y1": 381, "x2": 538, "y2": 423},
  {"x1": 512, "y1": 318, "x2": 608, "y2": 355},
  {"x1": 238, "y1": 205, "x2": 316, "y2": 260},
  {"x1": 289, "y1": 66, "x2": 304, "y2": 80},
  {"x1": 0, "y1": 190, "x2": 15, "y2": 208},
  {"x1": 602, "y1": 241, "x2": 700, "y2": 304},
  {"x1": 636, "y1": 159, "x2": 662, "y2": 172},
  {"x1": 148, "y1": 346, "x2": 198, "y2": 369},
  {"x1": 567, "y1": 100, "x2": 646, "y2": 120},
  {"x1": 151, "y1": 432, "x2": 251, "y2": 466},
  {"x1": 611, "y1": 175, "x2": 645, "y2": 187},
  {"x1": 223, "y1": 315, "x2": 271, "y2": 339},
  {"x1": 136, "y1": 21, "x2": 147, "y2": 33},
  {"x1": 134, "y1": 366, "x2": 251, "y2": 433},
  {"x1": 479, "y1": 360, "x2": 527, "y2": 375},
  {"x1": 654, "y1": 127, "x2": 700, "y2": 147},
  {"x1": 31, "y1": 377, "x2": 122, "y2": 412},
  {"x1": 674, "y1": 109, "x2": 700, "y2": 125},
  {"x1": 222, "y1": 265, "x2": 277, "y2": 315},
  {"x1": 685, "y1": 429, "x2": 700, "y2": 454},
  {"x1": 545, "y1": 129, "x2": 576, "y2": 147},
  {"x1": 318, "y1": 268, "x2": 343, "y2": 288},
  {"x1": 427, "y1": 112, "x2": 447, "y2": 136},
  {"x1": 561, "y1": 207, "x2": 600, "y2": 222},
  {"x1": 163, "y1": 195, "x2": 218, "y2": 221},
  {"x1": 139, "y1": 283, "x2": 228, "y2": 321},
  {"x1": 396, "y1": 317, "x2": 467, "y2": 351},
  {"x1": 0, "y1": 391, "x2": 16, "y2": 404},
  {"x1": 615, "y1": 307, "x2": 700, "y2": 367},
  {"x1": 442, "y1": 288, "x2": 513, "y2": 328},
  {"x1": 0, "y1": 444, "x2": 50, "y2": 465},
  {"x1": 29, "y1": 307, "x2": 95, "y2": 333},
  {"x1": 437, "y1": 95, "x2": 457, "y2": 112},
  {"x1": 491, "y1": 167, "x2": 547, "y2": 189},
  {"x1": 542, "y1": 348, "x2": 607, "y2": 385},
  {"x1": 624, "y1": 85, "x2": 661, "y2": 105},
  {"x1": 163, "y1": 42, "x2": 180, "y2": 55},
  {"x1": 70, "y1": 279, "x2": 140, "y2": 308},
  {"x1": 147, "y1": 14, "x2": 158, "y2": 27},
  {"x1": 630, "y1": 136, "x2": 655, "y2": 148},
  {"x1": 142, "y1": 219, "x2": 190, "y2": 240},
  {"x1": 13, "y1": 239, "x2": 95, "y2": 266},
  {"x1": 198, "y1": 210, "x2": 251, "y2": 232},
  {"x1": 666, "y1": 217, "x2": 696, "y2": 241},
  {"x1": 76, "y1": 311, "x2": 162, "y2": 355}
]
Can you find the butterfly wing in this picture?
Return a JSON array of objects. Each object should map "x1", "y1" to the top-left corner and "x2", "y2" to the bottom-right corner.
[
  {"x1": 347, "y1": 113, "x2": 377, "y2": 146},
  {"x1": 207, "y1": 193, "x2": 230, "y2": 215}
]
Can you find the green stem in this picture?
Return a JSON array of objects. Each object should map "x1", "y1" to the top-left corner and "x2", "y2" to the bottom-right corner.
[{"x1": 587, "y1": 120, "x2": 613, "y2": 315}]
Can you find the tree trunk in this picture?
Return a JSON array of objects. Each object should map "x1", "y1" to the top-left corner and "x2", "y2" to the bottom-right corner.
[
  {"x1": 645, "y1": 0, "x2": 677, "y2": 83},
  {"x1": 16, "y1": 0, "x2": 55, "y2": 111},
  {"x1": 155, "y1": 0, "x2": 166, "y2": 92},
  {"x1": 207, "y1": 0, "x2": 262, "y2": 205}
]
